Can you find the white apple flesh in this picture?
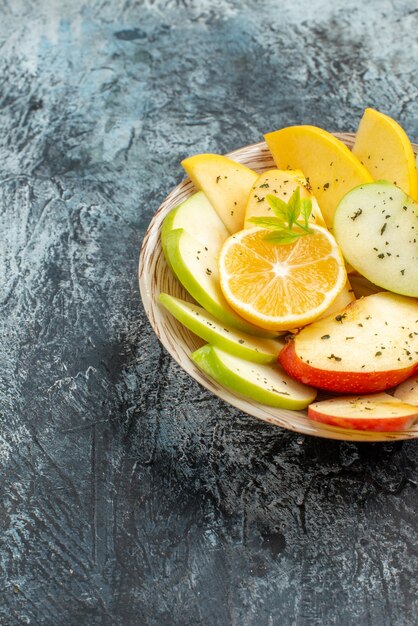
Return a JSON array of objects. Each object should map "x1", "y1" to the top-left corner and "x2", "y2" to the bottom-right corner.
[
  {"x1": 244, "y1": 169, "x2": 327, "y2": 229},
  {"x1": 334, "y1": 182, "x2": 418, "y2": 297}
]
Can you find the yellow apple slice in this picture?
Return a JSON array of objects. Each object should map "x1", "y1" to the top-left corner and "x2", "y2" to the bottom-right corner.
[
  {"x1": 244, "y1": 169, "x2": 326, "y2": 229},
  {"x1": 264, "y1": 126, "x2": 373, "y2": 228},
  {"x1": 353, "y1": 108, "x2": 418, "y2": 200},
  {"x1": 181, "y1": 154, "x2": 258, "y2": 233},
  {"x1": 316, "y1": 278, "x2": 355, "y2": 319}
]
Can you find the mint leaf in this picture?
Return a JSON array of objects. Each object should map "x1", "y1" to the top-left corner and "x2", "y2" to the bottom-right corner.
[
  {"x1": 287, "y1": 188, "x2": 301, "y2": 228},
  {"x1": 266, "y1": 194, "x2": 289, "y2": 220},
  {"x1": 265, "y1": 230, "x2": 304, "y2": 245},
  {"x1": 253, "y1": 186, "x2": 317, "y2": 246},
  {"x1": 249, "y1": 216, "x2": 286, "y2": 229},
  {"x1": 300, "y1": 198, "x2": 312, "y2": 228}
]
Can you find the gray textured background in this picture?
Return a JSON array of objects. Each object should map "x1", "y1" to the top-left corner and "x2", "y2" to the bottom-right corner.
[{"x1": 0, "y1": 1, "x2": 417, "y2": 624}]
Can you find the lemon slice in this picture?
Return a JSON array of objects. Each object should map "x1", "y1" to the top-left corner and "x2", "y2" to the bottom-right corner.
[{"x1": 218, "y1": 226, "x2": 347, "y2": 331}]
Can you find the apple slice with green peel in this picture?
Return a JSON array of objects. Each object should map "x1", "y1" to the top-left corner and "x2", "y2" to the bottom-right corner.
[
  {"x1": 308, "y1": 393, "x2": 418, "y2": 432},
  {"x1": 278, "y1": 292, "x2": 418, "y2": 394},
  {"x1": 244, "y1": 169, "x2": 327, "y2": 229},
  {"x1": 191, "y1": 344, "x2": 317, "y2": 409},
  {"x1": 163, "y1": 228, "x2": 277, "y2": 337},
  {"x1": 159, "y1": 294, "x2": 284, "y2": 363},
  {"x1": 352, "y1": 108, "x2": 418, "y2": 199},
  {"x1": 181, "y1": 154, "x2": 258, "y2": 233},
  {"x1": 334, "y1": 182, "x2": 418, "y2": 297},
  {"x1": 264, "y1": 125, "x2": 373, "y2": 228},
  {"x1": 162, "y1": 191, "x2": 229, "y2": 261},
  {"x1": 394, "y1": 376, "x2": 418, "y2": 406}
]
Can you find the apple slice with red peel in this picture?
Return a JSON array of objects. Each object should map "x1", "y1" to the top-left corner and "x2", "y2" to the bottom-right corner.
[
  {"x1": 278, "y1": 292, "x2": 418, "y2": 394},
  {"x1": 394, "y1": 376, "x2": 418, "y2": 405},
  {"x1": 308, "y1": 393, "x2": 418, "y2": 432}
]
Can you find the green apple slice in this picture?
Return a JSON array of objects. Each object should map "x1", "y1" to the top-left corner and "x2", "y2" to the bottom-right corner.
[
  {"x1": 159, "y1": 293, "x2": 284, "y2": 363},
  {"x1": 191, "y1": 344, "x2": 317, "y2": 409},
  {"x1": 162, "y1": 191, "x2": 229, "y2": 260},
  {"x1": 163, "y1": 228, "x2": 277, "y2": 338},
  {"x1": 334, "y1": 182, "x2": 418, "y2": 297}
]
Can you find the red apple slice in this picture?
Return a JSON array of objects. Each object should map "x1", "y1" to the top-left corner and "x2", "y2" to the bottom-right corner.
[
  {"x1": 308, "y1": 393, "x2": 418, "y2": 432},
  {"x1": 278, "y1": 292, "x2": 418, "y2": 393}
]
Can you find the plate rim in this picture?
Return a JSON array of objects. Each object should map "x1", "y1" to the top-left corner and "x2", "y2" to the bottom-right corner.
[{"x1": 139, "y1": 135, "x2": 418, "y2": 442}]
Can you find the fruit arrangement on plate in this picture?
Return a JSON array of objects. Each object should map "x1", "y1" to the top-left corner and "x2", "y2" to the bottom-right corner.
[{"x1": 146, "y1": 108, "x2": 418, "y2": 436}]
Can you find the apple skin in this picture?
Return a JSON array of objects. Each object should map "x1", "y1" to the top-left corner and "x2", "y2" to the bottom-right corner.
[
  {"x1": 352, "y1": 107, "x2": 418, "y2": 199},
  {"x1": 308, "y1": 394, "x2": 418, "y2": 432},
  {"x1": 192, "y1": 344, "x2": 316, "y2": 410},
  {"x1": 161, "y1": 191, "x2": 229, "y2": 261},
  {"x1": 159, "y1": 293, "x2": 283, "y2": 364},
  {"x1": 309, "y1": 410, "x2": 415, "y2": 432},
  {"x1": 279, "y1": 340, "x2": 418, "y2": 394},
  {"x1": 264, "y1": 125, "x2": 372, "y2": 228}
]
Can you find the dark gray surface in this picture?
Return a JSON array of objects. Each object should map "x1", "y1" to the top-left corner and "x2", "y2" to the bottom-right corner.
[{"x1": 0, "y1": 1, "x2": 417, "y2": 624}]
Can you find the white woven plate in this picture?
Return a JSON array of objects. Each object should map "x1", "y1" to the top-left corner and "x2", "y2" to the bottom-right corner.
[{"x1": 139, "y1": 134, "x2": 418, "y2": 441}]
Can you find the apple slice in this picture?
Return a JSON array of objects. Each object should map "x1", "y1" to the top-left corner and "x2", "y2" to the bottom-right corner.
[
  {"x1": 394, "y1": 376, "x2": 418, "y2": 406},
  {"x1": 244, "y1": 169, "x2": 326, "y2": 229},
  {"x1": 181, "y1": 154, "x2": 258, "y2": 233},
  {"x1": 163, "y1": 228, "x2": 277, "y2": 337},
  {"x1": 162, "y1": 191, "x2": 229, "y2": 260},
  {"x1": 278, "y1": 292, "x2": 418, "y2": 393},
  {"x1": 264, "y1": 125, "x2": 373, "y2": 228},
  {"x1": 334, "y1": 182, "x2": 418, "y2": 297},
  {"x1": 159, "y1": 293, "x2": 284, "y2": 363},
  {"x1": 308, "y1": 393, "x2": 418, "y2": 432},
  {"x1": 352, "y1": 108, "x2": 418, "y2": 200},
  {"x1": 191, "y1": 344, "x2": 316, "y2": 409}
]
